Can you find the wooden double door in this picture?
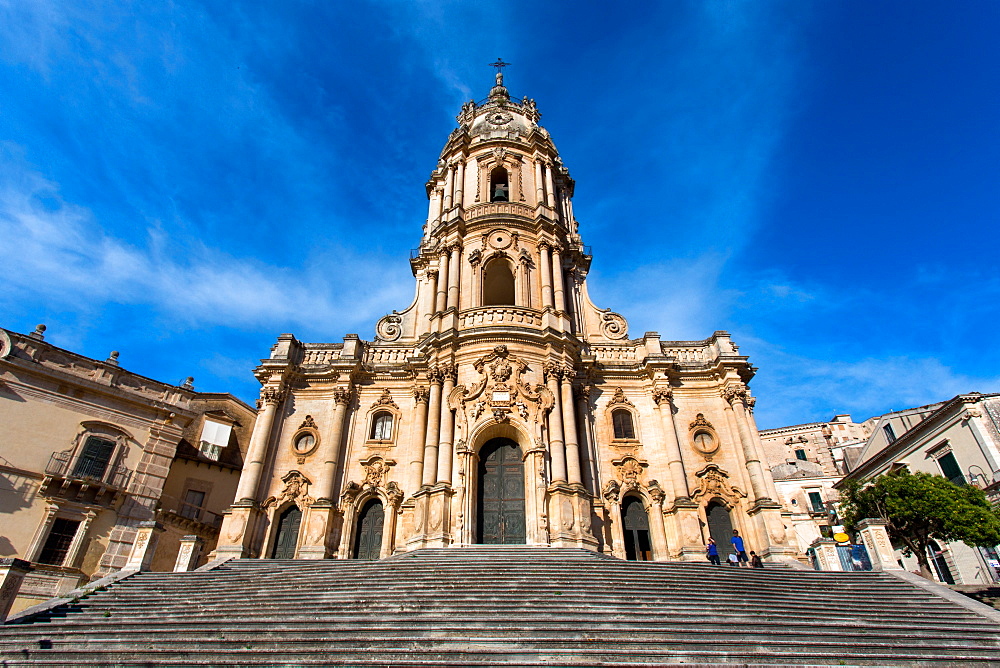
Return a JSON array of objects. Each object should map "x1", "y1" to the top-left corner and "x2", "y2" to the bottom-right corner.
[{"x1": 476, "y1": 438, "x2": 526, "y2": 544}]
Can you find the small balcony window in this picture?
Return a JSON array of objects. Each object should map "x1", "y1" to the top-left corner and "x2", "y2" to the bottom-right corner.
[
  {"x1": 73, "y1": 436, "x2": 115, "y2": 480},
  {"x1": 795, "y1": 449, "x2": 808, "y2": 461},
  {"x1": 807, "y1": 491, "x2": 825, "y2": 514},
  {"x1": 612, "y1": 409, "x2": 635, "y2": 440},
  {"x1": 180, "y1": 489, "x2": 206, "y2": 520}
]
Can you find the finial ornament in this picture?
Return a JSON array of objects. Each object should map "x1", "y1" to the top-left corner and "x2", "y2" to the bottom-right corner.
[{"x1": 488, "y1": 58, "x2": 510, "y2": 86}]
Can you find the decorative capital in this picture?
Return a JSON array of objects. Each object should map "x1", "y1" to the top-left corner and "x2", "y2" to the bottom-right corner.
[
  {"x1": 543, "y1": 360, "x2": 563, "y2": 381},
  {"x1": 439, "y1": 362, "x2": 458, "y2": 383},
  {"x1": 648, "y1": 480, "x2": 666, "y2": 504},
  {"x1": 575, "y1": 384, "x2": 592, "y2": 401},
  {"x1": 427, "y1": 366, "x2": 444, "y2": 384},
  {"x1": 722, "y1": 385, "x2": 748, "y2": 405},
  {"x1": 652, "y1": 387, "x2": 673, "y2": 406},
  {"x1": 601, "y1": 479, "x2": 621, "y2": 503},
  {"x1": 333, "y1": 386, "x2": 353, "y2": 405},
  {"x1": 413, "y1": 386, "x2": 429, "y2": 404},
  {"x1": 745, "y1": 395, "x2": 757, "y2": 411},
  {"x1": 257, "y1": 387, "x2": 286, "y2": 409},
  {"x1": 538, "y1": 240, "x2": 552, "y2": 252}
]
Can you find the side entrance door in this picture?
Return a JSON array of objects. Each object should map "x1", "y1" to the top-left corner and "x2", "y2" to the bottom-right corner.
[
  {"x1": 271, "y1": 506, "x2": 302, "y2": 559},
  {"x1": 353, "y1": 499, "x2": 385, "y2": 560},
  {"x1": 477, "y1": 438, "x2": 526, "y2": 544}
]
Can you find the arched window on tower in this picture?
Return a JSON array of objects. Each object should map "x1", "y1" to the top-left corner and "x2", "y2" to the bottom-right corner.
[
  {"x1": 490, "y1": 166, "x2": 509, "y2": 202},
  {"x1": 482, "y1": 257, "x2": 516, "y2": 306},
  {"x1": 612, "y1": 409, "x2": 635, "y2": 440}
]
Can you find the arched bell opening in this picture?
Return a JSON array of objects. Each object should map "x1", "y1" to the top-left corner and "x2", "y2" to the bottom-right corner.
[
  {"x1": 705, "y1": 498, "x2": 735, "y2": 560},
  {"x1": 621, "y1": 495, "x2": 652, "y2": 561},
  {"x1": 270, "y1": 504, "x2": 302, "y2": 559},
  {"x1": 352, "y1": 497, "x2": 385, "y2": 560},
  {"x1": 482, "y1": 257, "x2": 516, "y2": 306},
  {"x1": 490, "y1": 166, "x2": 510, "y2": 202},
  {"x1": 475, "y1": 437, "x2": 526, "y2": 544}
]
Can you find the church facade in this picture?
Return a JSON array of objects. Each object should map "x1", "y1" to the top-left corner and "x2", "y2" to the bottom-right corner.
[{"x1": 215, "y1": 70, "x2": 795, "y2": 563}]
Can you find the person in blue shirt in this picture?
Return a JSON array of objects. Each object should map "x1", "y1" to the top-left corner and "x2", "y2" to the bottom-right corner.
[
  {"x1": 731, "y1": 529, "x2": 749, "y2": 567},
  {"x1": 706, "y1": 537, "x2": 721, "y2": 565}
]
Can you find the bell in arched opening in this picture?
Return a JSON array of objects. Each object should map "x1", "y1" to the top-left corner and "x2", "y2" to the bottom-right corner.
[{"x1": 490, "y1": 166, "x2": 509, "y2": 202}]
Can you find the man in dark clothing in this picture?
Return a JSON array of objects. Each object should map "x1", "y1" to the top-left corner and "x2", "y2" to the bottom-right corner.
[
  {"x1": 706, "y1": 538, "x2": 721, "y2": 565},
  {"x1": 731, "y1": 530, "x2": 749, "y2": 567},
  {"x1": 749, "y1": 551, "x2": 764, "y2": 568}
]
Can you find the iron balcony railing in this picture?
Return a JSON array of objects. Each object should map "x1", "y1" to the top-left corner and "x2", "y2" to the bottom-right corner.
[
  {"x1": 45, "y1": 451, "x2": 132, "y2": 490},
  {"x1": 157, "y1": 495, "x2": 224, "y2": 530}
]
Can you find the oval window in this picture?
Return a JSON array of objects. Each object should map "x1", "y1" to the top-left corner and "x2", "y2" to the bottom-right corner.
[{"x1": 294, "y1": 433, "x2": 316, "y2": 453}]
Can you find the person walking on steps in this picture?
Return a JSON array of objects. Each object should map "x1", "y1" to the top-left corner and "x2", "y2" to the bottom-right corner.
[
  {"x1": 750, "y1": 551, "x2": 764, "y2": 568},
  {"x1": 706, "y1": 538, "x2": 721, "y2": 565},
  {"x1": 731, "y1": 530, "x2": 749, "y2": 567}
]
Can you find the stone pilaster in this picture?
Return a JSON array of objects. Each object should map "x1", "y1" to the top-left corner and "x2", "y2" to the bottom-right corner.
[
  {"x1": 172, "y1": 535, "x2": 204, "y2": 572},
  {"x1": 857, "y1": 518, "x2": 902, "y2": 571},
  {"x1": 810, "y1": 538, "x2": 842, "y2": 571},
  {"x1": 0, "y1": 558, "x2": 32, "y2": 622},
  {"x1": 124, "y1": 521, "x2": 164, "y2": 572}
]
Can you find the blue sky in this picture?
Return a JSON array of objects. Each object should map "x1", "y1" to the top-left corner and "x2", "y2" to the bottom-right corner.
[{"x1": 1, "y1": 1, "x2": 998, "y2": 429}]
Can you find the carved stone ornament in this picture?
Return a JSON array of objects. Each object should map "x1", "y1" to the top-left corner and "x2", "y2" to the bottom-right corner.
[
  {"x1": 614, "y1": 456, "x2": 648, "y2": 493},
  {"x1": 361, "y1": 455, "x2": 394, "y2": 488},
  {"x1": 413, "y1": 386, "x2": 429, "y2": 404},
  {"x1": 333, "y1": 386, "x2": 353, "y2": 405},
  {"x1": 599, "y1": 309, "x2": 628, "y2": 340},
  {"x1": 652, "y1": 388, "x2": 673, "y2": 406},
  {"x1": 690, "y1": 464, "x2": 747, "y2": 503},
  {"x1": 689, "y1": 413, "x2": 713, "y2": 431},
  {"x1": 256, "y1": 387, "x2": 285, "y2": 409},
  {"x1": 372, "y1": 388, "x2": 399, "y2": 409},
  {"x1": 299, "y1": 415, "x2": 317, "y2": 430},
  {"x1": 264, "y1": 470, "x2": 315, "y2": 511},
  {"x1": 602, "y1": 479, "x2": 621, "y2": 503},
  {"x1": 375, "y1": 312, "x2": 402, "y2": 342},
  {"x1": 722, "y1": 385, "x2": 749, "y2": 405},
  {"x1": 647, "y1": 480, "x2": 666, "y2": 504},
  {"x1": 463, "y1": 345, "x2": 543, "y2": 426},
  {"x1": 385, "y1": 481, "x2": 404, "y2": 509},
  {"x1": 340, "y1": 481, "x2": 361, "y2": 506},
  {"x1": 608, "y1": 387, "x2": 635, "y2": 408}
]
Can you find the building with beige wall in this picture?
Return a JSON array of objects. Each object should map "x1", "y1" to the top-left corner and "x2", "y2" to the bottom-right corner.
[
  {"x1": 0, "y1": 325, "x2": 254, "y2": 613},
  {"x1": 837, "y1": 393, "x2": 1000, "y2": 584},
  {"x1": 215, "y1": 70, "x2": 797, "y2": 565}
]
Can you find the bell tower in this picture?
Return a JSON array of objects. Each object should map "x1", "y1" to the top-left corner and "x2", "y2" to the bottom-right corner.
[{"x1": 216, "y1": 63, "x2": 794, "y2": 563}]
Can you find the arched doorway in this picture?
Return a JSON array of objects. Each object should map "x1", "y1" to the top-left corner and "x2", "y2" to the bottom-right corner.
[
  {"x1": 270, "y1": 505, "x2": 302, "y2": 559},
  {"x1": 353, "y1": 498, "x2": 385, "y2": 560},
  {"x1": 621, "y1": 496, "x2": 652, "y2": 561},
  {"x1": 477, "y1": 438, "x2": 525, "y2": 544},
  {"x1": 706, "y1": 500, "x2": 734, "y2": 559}
]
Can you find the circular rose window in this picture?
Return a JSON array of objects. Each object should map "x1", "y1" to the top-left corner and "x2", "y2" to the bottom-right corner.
[{"x1": 692, "y1": 430, "x2": 718, "y2": 455}]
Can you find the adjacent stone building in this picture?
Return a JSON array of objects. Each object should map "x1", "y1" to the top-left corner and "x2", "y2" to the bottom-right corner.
[
  {"x1": 215, "y1": 70, "x2": 797, "y2": 564},
  {"x1": 0, "y1": 325, "x2": 254, "y2": 614}
]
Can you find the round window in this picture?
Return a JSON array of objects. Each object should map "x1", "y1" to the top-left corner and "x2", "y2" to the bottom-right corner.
[
  {"x1": 692, "y1": 430, "x2": 718, "y2": 455},
  {"x1": 294, "y1": 433, "x2": 316, "y2": 454}
]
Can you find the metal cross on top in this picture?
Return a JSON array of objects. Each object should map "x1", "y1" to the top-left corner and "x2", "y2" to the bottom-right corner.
[{"x1": 489, "y1": 58, "x2": 510, "y2": 85}]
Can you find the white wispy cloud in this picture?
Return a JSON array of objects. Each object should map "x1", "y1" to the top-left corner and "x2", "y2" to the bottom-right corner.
[{"x1": 0, "y1": 149, "x2": 411, "y2": 336}]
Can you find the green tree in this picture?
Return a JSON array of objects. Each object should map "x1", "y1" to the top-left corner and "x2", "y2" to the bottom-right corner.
[{"x1": 839, "y1": 468, "x2": 1000, "y2": 579}]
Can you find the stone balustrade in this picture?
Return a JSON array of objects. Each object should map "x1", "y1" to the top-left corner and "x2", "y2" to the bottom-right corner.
[{"x1": 460, "y1": 306, "x2": 543, "y2": 329}]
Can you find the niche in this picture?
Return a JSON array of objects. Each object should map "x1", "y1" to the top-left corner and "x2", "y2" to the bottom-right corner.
[{"x1": 483, "y1": 257, "x2": 516, "y2": 306}]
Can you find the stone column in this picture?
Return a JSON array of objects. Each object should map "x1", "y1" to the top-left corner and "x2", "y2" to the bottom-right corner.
[
  {"x1": 544, "y1": 163, "x2": 556, "y2": 208},
  {"x1": 561, "y1": 365, "x2": 582, "y2": 485},
  {"x1": 545, "y1": 363, "x2": 567, "y2": 483},
  {"x1": 420, "y1": 270, "x2": 438, "y2": 332},
  {"x1": 648, "y1": 484, "x2": 670, "y2": 561},
  {"x1": 409, "y1": 387, "x2": 429, "y2": 493},
  {"x1": 172, "y1": 535, "x2": 204, "y2": 572},
  {"x1": 724, "y1": 386, "x2": 771, "y2": 503},
  {"x1": 436, "y1": 248, "x2": 450, "y2": 314},
  {"x1": 470, "y1": 255, "x2": 482, "y2": 308},
  {"x1": 518, "y1": 256, "x2": 531, "y2": 307},
  {"x1": 809, "y1": 538, "x2": 842, "y2": 571},
  {"x1": 235, "y1": 386, "x2": 285, "y2": 503},
  {"x1": 551, "y1": 245, "x2": 566, "y2": 312},
  {"x1": 603, "y1": 485, "x2": 626, "y2": 559},
  {"x1": 447, "y1": 244, "x2": 461, "y2": 310},
  {"x1": 427, "y1": 188, "x2": 439, "y2": 226},
  {"x1": 652, "y1": 388, "x2": 690, "y2": 500},
  {"x1": 421, "y1": 368, "x2": 443, "y2": 486},
  {"x1": 316, "y1": 386, "x2": 352, "y2": 502},
  {"x1": 454, "y1": 160, "x2": 465, "y2": 208},
  {"x1": 534, "y1": 160, "x2": 545, "y2": 205},
  {"x1": 575, "y1": 385, "x2": 596, "y2": 493},
  {"x1": 538, "y1": 242, "x2": 554, "y2": 309},
  {"x1": 432, "y1": 187, "x2": 443, "y2": 221},
  {"x1": 0, "y1": 559, "x2": 32, "y2": 622},
  {"x1": 437, "y1": 364, "x2": 457, "y2": 484},
  {"x1": 857, "y1": 518, "x2": 902, "y2": 571},
  {"x1": 443, "y1": 163, "x2": 454, "y2": 210},
  {"x1": 744, "y1": 400, "x2": 781, "y2": 501},
  {"x1": 124, "y1": 521, "x2": 164, "y2": 572}
]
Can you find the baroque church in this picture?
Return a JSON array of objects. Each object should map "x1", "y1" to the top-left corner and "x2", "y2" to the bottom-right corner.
[{"x1": 215, "y1": 66, "x2": 795, "y2": 564}]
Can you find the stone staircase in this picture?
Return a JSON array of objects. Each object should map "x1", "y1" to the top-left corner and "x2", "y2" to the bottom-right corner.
[{"x1": 2, "y1": 546, "x2": 999, "y2": 666}]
